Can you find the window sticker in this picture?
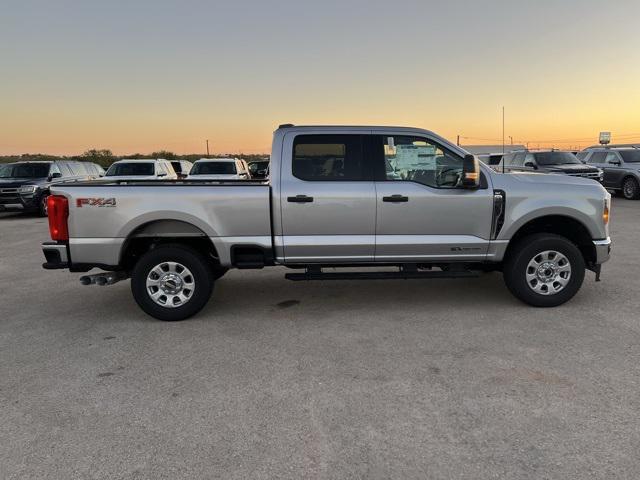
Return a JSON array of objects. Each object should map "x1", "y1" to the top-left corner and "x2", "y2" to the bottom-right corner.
[{"x1": 394, "y1": 144, "x2": 437, "y2": 170}]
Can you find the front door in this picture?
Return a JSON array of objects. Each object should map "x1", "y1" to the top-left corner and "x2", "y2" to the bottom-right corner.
[
  {"x1": 372, "y1": 134, "x2": 494, "y2": 261},
  {"x1": 279, "y1": 133, "x2": 377, "y2": 263},
  {"x1": 604, "y1": 151, "x2": 625, "y2": 188}
]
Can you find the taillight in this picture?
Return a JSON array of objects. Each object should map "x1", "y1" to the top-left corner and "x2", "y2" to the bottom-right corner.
[{"x1": 47, "y1": 195, "x2": 69, "y2": 241}]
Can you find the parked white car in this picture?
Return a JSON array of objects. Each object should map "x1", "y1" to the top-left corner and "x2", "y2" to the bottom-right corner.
[
  {"x1": 187, "y1": 158, "x2": 251, "y2": 180},
  {"x1": 104, "y1": 159, "x2": 178, "y2": 180}
]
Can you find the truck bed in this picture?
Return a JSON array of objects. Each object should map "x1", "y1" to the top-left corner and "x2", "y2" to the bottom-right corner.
[{"x1": 50, "y1": 181, "x2": 272, "y2": 267}]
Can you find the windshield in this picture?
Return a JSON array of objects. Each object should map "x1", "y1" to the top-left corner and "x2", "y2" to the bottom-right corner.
[
  {"x1": 619, "y1": 150, "x2": 640, "y2": 163},
  {"x1": 534, "y1": 152, "x2": 581, "y2": 166},
  {"x1": 249, "y1": 161, "x2": 269, "y2": 173},
  {"x1": 106, "y1": 162, "x2": 155, "y2": 176},
  {"x1": 191, "y1": 162, "x2": 236, "y2": 175},
  {"x1": 0, "y1": 163, "x2": 51, "y2": 178}
]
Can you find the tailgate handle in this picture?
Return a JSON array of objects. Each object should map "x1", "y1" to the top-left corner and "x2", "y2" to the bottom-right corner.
[
  {"x1": 383, "y1": 194, "x2": 409, "y2": 203},
  {"x1": 287, "y1": 195, "x2": 314, "y2": 203}
]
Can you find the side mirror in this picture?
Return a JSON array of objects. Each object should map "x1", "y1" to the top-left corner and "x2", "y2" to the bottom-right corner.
[
  {"x1": 49, "y1": 172, "x2": 62, "y2": 180},
  {"x1": 461, "y1": 154, "x2": 480, "y2": 189},
  {"x1": 157, "y1": 172, "x2": 167, "y2": 177},
  {"x1": 610, "y1": 160, "x2": 621, "y2": 166},
  {"x1": 524, "y1": 161, "x2": 536, "y2": 169}
]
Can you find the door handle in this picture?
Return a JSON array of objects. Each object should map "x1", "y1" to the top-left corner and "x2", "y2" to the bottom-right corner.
[
  {"x1": 382, "y1": 194, "x2": 409, "y2": 203},
  {"x1": 287, "y1": 195, "x2": 314, "y2": 203}
]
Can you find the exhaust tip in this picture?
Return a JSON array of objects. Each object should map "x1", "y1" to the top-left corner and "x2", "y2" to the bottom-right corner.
[
  {"x1": 95, "y1": 276, "x2": 108, "y2": 286},
  {"x1": 79, "y1": 276, "x2": 92, "y2": 285}
]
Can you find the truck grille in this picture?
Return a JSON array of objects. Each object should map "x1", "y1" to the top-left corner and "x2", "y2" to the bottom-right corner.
[{"x1": 0, "y1": 188, "x2": 20, "y2": 203}]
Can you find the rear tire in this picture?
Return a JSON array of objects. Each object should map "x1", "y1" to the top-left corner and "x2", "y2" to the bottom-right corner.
[
  {"x1": 131, "y1": 244, "x2": 214, "y2": 321},
  {"x1": 622, "y1": 177, "x2": 640, "y2": 200},
  {"x1": 503, "y1": 233, "x2": 585, "y2": 307}
]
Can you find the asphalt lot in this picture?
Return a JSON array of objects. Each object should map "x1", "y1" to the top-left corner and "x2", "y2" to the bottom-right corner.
[{"x1": 0, "y1": 199, "x2": 639, "y2": 479}]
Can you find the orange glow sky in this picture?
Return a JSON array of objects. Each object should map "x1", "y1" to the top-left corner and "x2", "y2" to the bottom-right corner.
[{"x1": 1, "y1": 0, "x2": 639, "y2": 156}]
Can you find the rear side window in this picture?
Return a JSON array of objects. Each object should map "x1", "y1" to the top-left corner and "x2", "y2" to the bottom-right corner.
[
  {"x1": 619, "y1": 150, "x2": 640, "y2": 163},
  {"x1": 576, "y1": 152, "x2": 589, "y2": 161},
  {"x1": 191, "y1": 161, "x2": 237, "y2": 175},
  {"x1": 293, "y1": 135, "x2": 365, "y2": 181}
]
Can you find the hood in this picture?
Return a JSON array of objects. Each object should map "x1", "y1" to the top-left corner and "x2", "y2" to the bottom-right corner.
[
  {"x1": 0, "y1": 178, "x2": 46, "y2": 188},
  {"x1": 509, "y1": 172, "x2": 598, "y2": 187},
  {"x1": 103, "y1": 175, "x2": 158, "y2": 181},
  {"x1": 186, "y1": 174, "x2": 243, "y2": 180},
  {"x1": 542, "y1": 164, "x2": 599, "y2": 173}
]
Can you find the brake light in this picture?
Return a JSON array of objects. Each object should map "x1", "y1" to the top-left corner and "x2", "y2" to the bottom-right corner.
[{"x1": 47, "y1": 195, "x2": 69, "y2": 241}]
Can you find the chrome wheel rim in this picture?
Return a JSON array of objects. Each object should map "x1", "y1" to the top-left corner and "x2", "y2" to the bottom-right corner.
[
  {"x1": 146, "y1": 262, "x2": 195, "y2": 308},
  {"x1": 525, "y1": 250, "x2": 571, "y2": 295}
]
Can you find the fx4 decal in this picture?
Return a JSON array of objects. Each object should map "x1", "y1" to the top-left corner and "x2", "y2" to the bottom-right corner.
[{"x1": 76, "y1": 198, "x2": 117, "y2": 208}]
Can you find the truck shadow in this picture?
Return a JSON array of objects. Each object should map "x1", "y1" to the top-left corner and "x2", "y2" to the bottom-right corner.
[{"x1": 202, "y1": 268, "x2": 520, "y2": 320}]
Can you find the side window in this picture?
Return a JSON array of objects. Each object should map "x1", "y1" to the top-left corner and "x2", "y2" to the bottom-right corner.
[
  {"x1": 589, "y1": 152, "x2": 607, "y2": 164},
  {"x1": 157, "y1": 163, "x2": 166, "y2": 176},
  {"x1": 576, "y1": 152, "x2": 589, "y2": 162},
  {"x1": 49, "y1": 163, "x2": 61, "y2": 176},
  {"x1": 74, "y1": 162, "x2": 88, "y2": 176},
  {"x1": 605, "y1": 152, "x2": 620, "y2": 164},
  {"x1": 508, "y1": 153, "x2": 525, "y2": 166},
  {"x1": 502, "y1": 153, "x2": 514, "y2": 165},
  {"x1": 293, "y1": 135, "x2": 364, "y2": 181},
  {"x1": 383, "y1": 136, "x2": 463, "y2": 188},
  {"x1": 57, "y1": 162, "x2": 73, "y2": 177}
]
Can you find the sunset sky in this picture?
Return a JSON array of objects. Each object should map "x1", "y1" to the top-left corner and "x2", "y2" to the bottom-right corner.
[{"x1": 1, "y1": 0, "x2": 639, "y2": 155}]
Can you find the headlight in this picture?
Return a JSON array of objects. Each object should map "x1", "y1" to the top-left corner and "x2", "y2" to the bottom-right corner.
[{"x1": 18, "y1": 185, "x2": 37, "y2": 195}]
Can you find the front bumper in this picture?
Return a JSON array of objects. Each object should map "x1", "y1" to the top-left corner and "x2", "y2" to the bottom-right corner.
[
  {"x1": 42, "y1": 241, "x2": 69, "y2": 269},
  {"x1": 593, "y1": 238, "x2": 611, "y2": 265},
  {"x1": 0, "y1": 195, "x2": 38, "y2": 211}
]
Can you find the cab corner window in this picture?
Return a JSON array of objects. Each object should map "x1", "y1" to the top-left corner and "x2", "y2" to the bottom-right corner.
[
  {"x1": 383, "y1": 136, "x2": 463, "y2": 188},
  {"x1": 293, "y1": 135, "x2": 364, "y2": 181}
]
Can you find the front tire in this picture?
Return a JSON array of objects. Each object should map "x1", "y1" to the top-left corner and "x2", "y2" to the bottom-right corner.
[
  {"x1": 131, "y1": 245, "x2": 214, "y2": 321},
  {"x1": 503, "y1": 233, "x2": 585, "y2": 307},
  {"x1": 622, "y1": 177, "x2": 640, "y2": 200},
  {"x1": 38, "y1": 193, "x2": 49, "y2": 217}
]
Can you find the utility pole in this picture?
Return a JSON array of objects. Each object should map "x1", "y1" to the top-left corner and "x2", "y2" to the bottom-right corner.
[
  {"x1": 206, "y1": 139, "x2": 210, "y2": 157},
  {"x1": 456, "y1": 135, "x2": 460, "y2": 146},
  {"x1": 509, "y1": 135, "x2": 513, "y2": 146}
]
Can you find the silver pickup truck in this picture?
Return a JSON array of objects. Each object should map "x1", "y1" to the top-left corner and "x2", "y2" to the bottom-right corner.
[{"x1": 42, "y1": 125, "x2": 612, "y2": 321}]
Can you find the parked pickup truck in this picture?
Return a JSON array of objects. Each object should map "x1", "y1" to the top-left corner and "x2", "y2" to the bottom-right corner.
[{"x1": 41, "y1": 125, "x2": 612, "y2": 321}]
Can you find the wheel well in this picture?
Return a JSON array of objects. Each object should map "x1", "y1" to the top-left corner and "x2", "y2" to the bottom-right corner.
[
  {"x1": 120, "y1": 221, "x2": 219, "y2": 270},
  {"x1": 506, "y1": 215, "x2": 596, "y2": 265}
]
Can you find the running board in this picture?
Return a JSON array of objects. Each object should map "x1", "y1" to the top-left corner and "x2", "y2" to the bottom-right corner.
[{"x1": 285, "y1": 269, "x2": 479, "y2": 281}]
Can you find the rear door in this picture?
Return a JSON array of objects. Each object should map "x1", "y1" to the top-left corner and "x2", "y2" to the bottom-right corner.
[
  {"x1": 279, "y1": 133, "x2": 376, "y2": 263},
  {"x1": 372, "y1": 133, "x2": 494, "y2": 261}
]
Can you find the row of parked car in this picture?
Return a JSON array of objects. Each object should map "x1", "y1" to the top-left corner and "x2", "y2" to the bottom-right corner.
[
  {"x1": 0, "y1": 157, "x2": 271, "y2": 216},
  {"x1": 493, "y1": 144, "x2": 640, "y2": 200}
]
